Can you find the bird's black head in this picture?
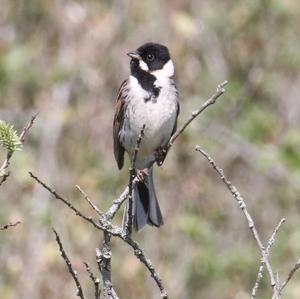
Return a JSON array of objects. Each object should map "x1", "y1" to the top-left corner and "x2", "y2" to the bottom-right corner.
[{"x1": 128, "y1": 42, "x2": 172, "y2": 73}]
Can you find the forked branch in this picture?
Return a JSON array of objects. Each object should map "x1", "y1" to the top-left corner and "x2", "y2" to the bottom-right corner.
[{"x1": 196, "y1": 146, "x2": 300, "y2": 299}]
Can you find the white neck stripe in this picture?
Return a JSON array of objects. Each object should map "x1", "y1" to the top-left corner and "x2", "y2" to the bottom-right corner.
[
  {"x1": 139, "y1": 60, "x2": 149, "y2": 71},
  {"x1": 151, "y1": 59, "x2": 174, "y2": 79}
]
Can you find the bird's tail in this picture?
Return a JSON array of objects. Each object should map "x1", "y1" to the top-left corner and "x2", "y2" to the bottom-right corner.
[{"x1": 124, "y1": 168, "x2": 163, "y2": 231}]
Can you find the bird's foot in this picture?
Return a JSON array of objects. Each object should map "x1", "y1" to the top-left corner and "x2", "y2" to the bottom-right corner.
[{"x1": 136, "y1": 168, "x2": 149, "y2": 182}]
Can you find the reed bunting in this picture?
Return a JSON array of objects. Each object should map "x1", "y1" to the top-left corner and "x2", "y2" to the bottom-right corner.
[{"x1": 113, "y1": 42, "x2": 179, "y2": 231}]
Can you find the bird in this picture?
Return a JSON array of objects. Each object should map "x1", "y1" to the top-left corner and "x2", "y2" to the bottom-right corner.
[{"x1": 113, "y1": 42, "x2": 180, "y2": 231}]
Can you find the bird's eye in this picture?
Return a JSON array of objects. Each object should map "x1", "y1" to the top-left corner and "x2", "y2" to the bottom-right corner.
[{"x1": 147, "y1": 54, "x2": 154, "y2": 61}]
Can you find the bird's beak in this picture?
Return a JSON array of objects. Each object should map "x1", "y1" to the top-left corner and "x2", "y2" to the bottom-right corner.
[{"x1": 127, "y1": 51, "x2": 141, "y2": 60}]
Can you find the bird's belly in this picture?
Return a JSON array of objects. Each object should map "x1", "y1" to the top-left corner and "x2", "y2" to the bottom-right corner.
[{"x1": 121, "y1": 95, "x2": 177, "y2": 164}]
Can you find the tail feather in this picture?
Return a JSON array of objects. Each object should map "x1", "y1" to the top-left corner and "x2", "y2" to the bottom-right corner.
[
  {"x1": 133, "y1": 182, "x2": 149, "y2": 230},
  {"x1": 132, "y1": 168, "x2": 163, "y2": 231}
]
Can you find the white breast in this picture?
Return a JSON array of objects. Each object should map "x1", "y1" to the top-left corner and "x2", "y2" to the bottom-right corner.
[{"x1": 120, "y1": 75, "x2": 178, "y2": 168}]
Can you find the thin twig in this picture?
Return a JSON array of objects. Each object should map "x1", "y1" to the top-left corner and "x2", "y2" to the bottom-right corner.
[
  {"x1": 84, "y1": 262, "x2": 101, "y2": 299},
  {"x1": 266, "y1": 218, "x2": 286, "y2": 255},
  {"x1": 29, "y1": 171, "x2": 121, "y2": 236},
  {"x1": 251, "y1": 218, "x2": 285, "y2": 299},
  {"x1": 251, "y1": 261, "x2": 264, "y2": 299},
  {"x1": 53, "y1": 228, "x2": 85, "y2": 299},
  {"x1": 124, "y1": 124, "x2": 145, "y2": 236},
  {"x1": 76, "y1": 185, "x2": 104, "y2": 217},
  {"x1": 19, "y1": 112, "x2": 38, "y2": 143},
  {"x1": 280, "y1": 259, "x2": 300, "y2": 292},
  {"x1": 195, "y1": 145, "x2": 279, "y2": 298},
  {"x1": 126, "y1": 237, "x2": 168, "y2": 299},
  {"x1": 168, "y1": 80, "x2": 228, "y2": 149},
  {"x1": 0, "y1": 221, "x2": 21, "y2": 230},
  {"x1": 0, "y1": 113, "x2": 37, "y2": 186},
  {"x1": 105, "y1": 177, "x2": 139, "y2": 221}
]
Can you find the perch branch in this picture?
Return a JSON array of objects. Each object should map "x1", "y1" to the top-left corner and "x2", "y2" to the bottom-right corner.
[
  {"x1": 124, "y1": 124, "x2": 145, "y2": 236},
  {"x1": 53, "y1": 228, "x2": 85, "y2": 299},
  {"x1": 105, "y1": 178, "x2": 139, "y2": 221},
  {"x1": 30, "y1": 172, "x2": 168, "y2": 298},
  {"x1": 168, "y1": 80, "x2": 228, "y2": 148}
]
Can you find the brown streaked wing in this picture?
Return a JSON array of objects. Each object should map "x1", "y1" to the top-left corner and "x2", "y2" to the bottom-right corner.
[{"x1": 113, "y1": 80, "x2": 128, "y2": 169}]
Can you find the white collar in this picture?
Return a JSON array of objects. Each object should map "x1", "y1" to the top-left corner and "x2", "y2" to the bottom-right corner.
[{"x1": 151, "y1": 60, "x2": 174, "y2": 87}]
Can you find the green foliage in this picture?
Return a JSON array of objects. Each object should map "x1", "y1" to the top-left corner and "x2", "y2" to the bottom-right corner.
[
  {"x1": 281, "y1": 130, "x2": 300, "y2": 171},
  {"x1": 177, "y1": 214, "x2": 214, "y2": 246},
  {"x1": 187, "y1": 251, "x2": 224, "y2": 291},
  {"x1": 0, "y1": 120, "x2": 22, "y2": 157},
  {"x1": 237, "y1": 104, "x2": 277, "y2": 143}
]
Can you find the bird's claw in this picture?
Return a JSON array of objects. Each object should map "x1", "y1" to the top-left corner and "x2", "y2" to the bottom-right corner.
[{"x1": 136, "y1": 169, "x2": 149, "y2": 182}]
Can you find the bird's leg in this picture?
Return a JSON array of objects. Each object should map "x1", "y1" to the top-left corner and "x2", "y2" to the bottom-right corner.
[
  {"x1": 136, "y1": 168, "x2": 149, "y2": 182},
  {"x1": 155, "y1": 146, "x2": 168, "y2": 166}
]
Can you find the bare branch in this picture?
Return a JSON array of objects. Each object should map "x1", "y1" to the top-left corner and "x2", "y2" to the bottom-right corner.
[
  {"x1": 280, "y1": 259, "x2": 300, "y2": 292},
  {"x1": 126, "y1": 237, "x2": 168, "y2": 299},
  {"x1": 251, "y1": 261, "x2": 264, "y2": 299},
  {"x1": 96, "y1": 245, "x2": 119, "y2": 299},
  {"x1": 53, "y1": 228, "x2": 85, "y2": 299},
  {"x1": 29, "y1": 171, "x2": 121, "y2": 236},
  {"x1": 19, "y1": 112, "x2": 38, "y2": 143},
  {"x1": 76, "y1": 185, "x2": 104, "y2": 217},
  {"x1": 251, "y1": 218, "x2": 285, "y2": 299},
  {"x1": 0, "y1": 113, "x2": 37, "y2": 186},
  {"x1": 84, "y1": 262, "x2": 101, "y2": 299},
  {"x1": 105, "y1": 178, "x2": 139, "y2": 221},
  {"x1": 168, "y1": 80, "x2": 228, "y2": 149},
  {"x1": 99, "y1": 233, "x2": 120, "y2": 299},
  {"x1": 0, "y1": 221, "x2": 21, "y2": 231},
  {"x1": 124, "y1": 124, "x2": 145, "y2": 236},
  {"x1": 195, "y1": 145, "x2": 279, "y2": 297},
  {"x1": 131, "y1": 124, "x2": 146, "y2": 171},
  {"x1": 96, "y1": 248, "x2": 102, "y2": 274},
  {"x1": 266, "y1": 218, "x2": 286, "y2": 255},
  {"x1": 0, "y1": 170, "x2": 10, "y2": 186},
  {"x1": 30, "y1": 171, "x2": 167, "y2": 298}
]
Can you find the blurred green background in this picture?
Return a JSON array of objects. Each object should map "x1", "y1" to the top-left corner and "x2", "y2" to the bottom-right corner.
[{"x1": 1, "y1": 0, "x2": 300, "y2": 298}]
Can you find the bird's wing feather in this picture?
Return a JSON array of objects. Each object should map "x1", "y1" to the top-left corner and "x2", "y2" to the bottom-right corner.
[
  {"x1": 171, "y1": 97, "x2": 180, "y2": 136},
  {"x1": 113, "y1": 80, "x2": 128, "y2": 169},
  {"x1": 155, "y1": 87, "x2": 180, "y2": 167}
]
